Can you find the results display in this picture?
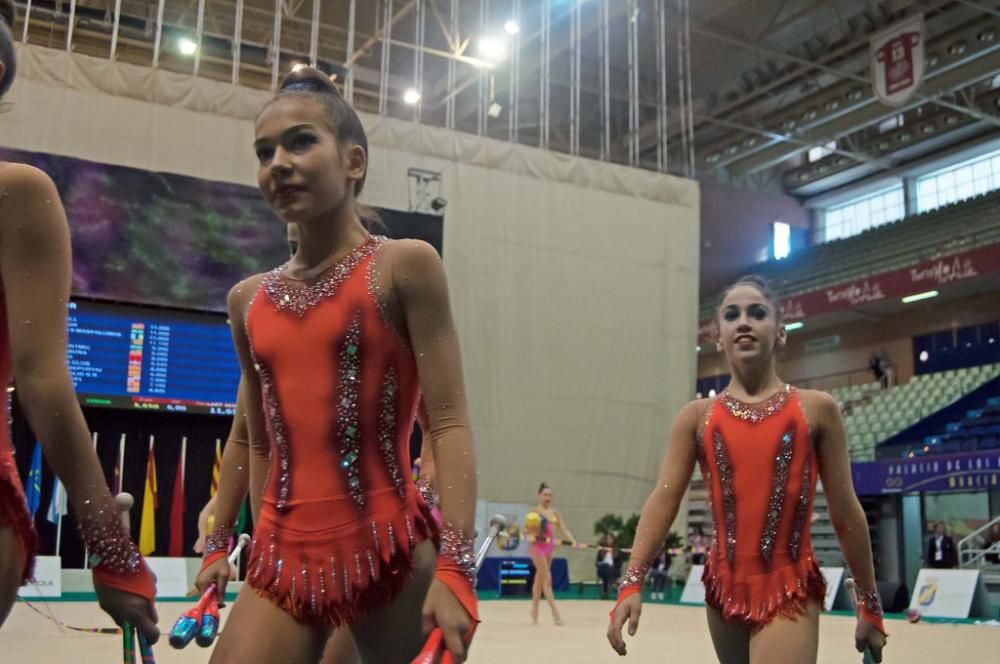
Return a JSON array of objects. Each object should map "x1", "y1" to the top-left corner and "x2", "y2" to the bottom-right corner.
[{"x1": 68, "y1": 300, "x2": 239, "y2": 415}]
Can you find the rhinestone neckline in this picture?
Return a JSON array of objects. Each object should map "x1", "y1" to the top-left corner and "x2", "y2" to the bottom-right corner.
[{"x1": 719, "y1": 385, "x2": 793, "y2": 423}]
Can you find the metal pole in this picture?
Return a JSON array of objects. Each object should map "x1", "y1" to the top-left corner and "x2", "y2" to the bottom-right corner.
[
  {"x1": 445, "y1": 0, "x2": 458, "y2": 129},
  {"x1": 684, "y1": 0, "x2": 695, "y2": 176},
  {"x1": 627, "y1": 0, "x2": 639, "y2": 166},
  {"x1": 152, "y1": 0, "x2": 165, "y2": 68},
  {"x1": 110, "y1": 0, "x2": 123, "y2": 60},
  {"x1": 233, "y1": 0, "x2": 245, "y2": 84},
  {"x1": 194, "y1": 0, "x2": 206, "y2": 77},
  {"x1": 540, "y1": 0, "x2": 550, "y2": 150},
  {"x1": 477, "y1": 0, "x2": 487, "y2": 135},
  {"x1": 414, "y1": 0, "x2": 425, "y2": 122},
  {"x1": 656, "y1": 0, "x2": 668, "y2": 172},
  {"x1": 271, "y1": 0, "x2": 283, "y2": 90},
  {"x1": 379, "y1": 0, "x2": 393, "y2": 115},
  {"x1": 676, "y1": 0, "x2": 688, "y2": 176},
  {"x1": 65, "y1": 0, "x2": 77, "y2": 52},
  {"x1": 600, "y1": 0, "x2": 611, "y2": 161},
  {"x1": 570, "y1": 0, "x2": 581, "y2": 155},
  {"x1": 310, "y1": 0, "x2": 320, "y2": 67},
  {"x1": 509, "y1": 0, "x2": 520, "y2": 142},
  {"x1": 346, "y1": 0, "x2": 357, "y2": 103},
  {"x1": 21, "y1": 0, "x2": 32, "y2": 43}
]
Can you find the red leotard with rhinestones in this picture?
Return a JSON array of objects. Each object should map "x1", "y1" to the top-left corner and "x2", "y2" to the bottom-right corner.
[
  {"x1": 699, "y1": 385, "x2": 826, "y2": 629},
  {"x1": 243, "y1": 236, "x2": 438, "y2": 626},
  {"x1": 0, "y1": 291, "x2": 38, "y2": 584}
]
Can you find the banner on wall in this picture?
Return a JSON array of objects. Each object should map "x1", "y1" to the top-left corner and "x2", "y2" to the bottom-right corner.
[
  {"x1": 909, "y1": 568, "x2": 980, "y2": 618},
  {"x1": 698, "y1": 243, "x2": 1000, "y2": 341},
  {"x1": 16, "y1": 556, "x2": 62, "y2": 599},
  {"x1": 852, "y1": 450, "x2": 1000, "y2": 496}
]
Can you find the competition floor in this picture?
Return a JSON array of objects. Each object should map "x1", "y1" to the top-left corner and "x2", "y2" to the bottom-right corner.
[{"x1": 5, "y1": 597, "x2": 996, "y2": 663}]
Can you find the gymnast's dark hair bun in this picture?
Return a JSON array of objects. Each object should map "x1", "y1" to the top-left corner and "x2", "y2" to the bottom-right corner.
[
  {"x1": 0, "y1": 1, "x2": 14, "y2": 28},
  {"x1": 278, "y1": 65, "x2": 341, "y2": 96}
]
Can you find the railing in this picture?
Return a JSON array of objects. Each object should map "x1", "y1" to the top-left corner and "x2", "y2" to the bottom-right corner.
[
  {"x1": 959, "y1": 515, "x2": 1000, "y2": 569},
  {"x1": 795, "y1": 367, "x2": 885, "y2": 392}
]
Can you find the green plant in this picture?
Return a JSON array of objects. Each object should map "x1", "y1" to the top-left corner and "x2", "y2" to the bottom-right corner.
[{"x1": 593, "y1": 513, "x2": 624, "y2": 538}]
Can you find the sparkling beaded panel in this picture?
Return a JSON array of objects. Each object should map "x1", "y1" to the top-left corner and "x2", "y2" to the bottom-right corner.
[
  {"x1": 719, "y1": 385, "x2": 792, "y2": 424},
  {"x1": 789, "y1": 457, "x2": 812, "y2": 561},
  {"x1": 619, "y1": 563, "x2": 649, "y2": 590},
  {"x1": 856, "y1": 587, "x2": 884, "y2": 616},
  {"x1": 439, "y1": 523, "x2": 477, "y2": 584},
  {"x1": 378, "y1": 367, "x2": 406, "y2": 497},
  {"x1": 760, "y1": 429, "x2": 795, "y2": 565},
  {"x1": 256, "y1": 360, "x2": 292, "y2": 511},
  {"x1": 713, "y1": 431, "x2": 737, "y2": 563},
  {"x1": 262, "y1": 236, "x2": 384, "y2": 316},
  {"x1": 79, "y1": 511, "x2": 143, "y2": 576},
  {"x1": 337, "y1": 315, "x2": 365, "y2": 508},
  {"x1": 205, "y1": 524, "x2": 235, "y2": 556}
]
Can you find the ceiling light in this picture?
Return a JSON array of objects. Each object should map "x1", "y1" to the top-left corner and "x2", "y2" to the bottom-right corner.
[
  {"x1": 902, "y1": 290, "x2": 939, "y2": 304},
  {"x1": 785, "y1": 321, "x2": 804, "y2": 332},
  {"x1": 478, "y1": 37, "x2": 506, "y2": 61},
  {"x1": 403, "y1": 88, "x2": 421, "y2": 105},
  {"x1": 178, "y1": 37, "x2": 198, "y2": 56},
  {"x1": 504, "y1": 20, "x2": 521, "y2": 35}
]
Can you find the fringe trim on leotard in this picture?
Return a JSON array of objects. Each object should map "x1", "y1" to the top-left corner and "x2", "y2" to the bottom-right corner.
[
  {"x1": 0, "y1": 466, "x2": 38, "y2": 584},
  {"x1": 703, "y1": 555, "x2": 827, "y2": 631},
  {"x1": 246, "y1": 498, "x2": 439, "y2": 627}
]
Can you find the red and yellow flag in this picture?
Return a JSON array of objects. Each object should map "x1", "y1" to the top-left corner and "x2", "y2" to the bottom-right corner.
[
  {"x1": 138, "y1": 436, "x2": 158, "y2": 556},
  {"x1": 210, "y1": 439, "x2": 222, "y2": 497}
]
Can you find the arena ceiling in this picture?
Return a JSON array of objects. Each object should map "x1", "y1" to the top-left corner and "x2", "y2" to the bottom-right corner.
[{"x1": 12, "y1": 0, "x2": 1000, "y2": 198}]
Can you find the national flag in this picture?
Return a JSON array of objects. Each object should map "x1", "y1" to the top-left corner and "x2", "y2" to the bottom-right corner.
[
  {"x1": 138, "y1": 437, "x2": 158, "y2": 556},
  {"x1": 168, "y1": 438, "x2": 187, "y2": 557},
  {"x1": 210, "y1": 439, "x2": 221, "y2": 497},
  {"x1": 25, "y1": 442, "x2": 42, "y2": 516},
  {"x1": 46, "y1": 476, "x2": 68, "y2": 525}
]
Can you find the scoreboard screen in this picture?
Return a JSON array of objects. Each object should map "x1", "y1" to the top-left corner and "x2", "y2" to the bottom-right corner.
[{"x1": 68, "y1": 300, "x2": 239, "y2": 416}]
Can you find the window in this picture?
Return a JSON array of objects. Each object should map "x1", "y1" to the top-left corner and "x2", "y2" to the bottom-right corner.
[
  {"x1": 819, "y1": 186, "x2": 905, "y2": 242},
  {"x1": 915, "y1": 147, "x2": 1000, "y2": 213},
  {"x1": 773, "y1": 221, "x2": 791, "y2": 259}
]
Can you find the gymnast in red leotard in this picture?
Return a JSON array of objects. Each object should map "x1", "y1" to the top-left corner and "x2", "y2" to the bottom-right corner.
[
  {"x1": 607, "y1": 276, "x2": 888, "y2": 664},
  {"x1": 195, "y1": 67, "x2": 477, "y2": 664},
  {"x1": 0, "y1": 0, "x2": 158, "y2": 641}
]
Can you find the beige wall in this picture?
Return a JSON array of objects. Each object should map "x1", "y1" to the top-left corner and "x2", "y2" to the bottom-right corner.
[{"x1": 2, "y1": 45, "x2": 701, "y2": 577}]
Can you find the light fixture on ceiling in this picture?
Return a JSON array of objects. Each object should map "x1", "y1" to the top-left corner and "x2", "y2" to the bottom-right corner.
[
  {"x1": 178, "y1": 37, "x2": 198, "y2": 56},
  {"x1": 785, "y1": 321, "x2": 805, "y2": 332},
  {"x1": 902, "y1": 290, "x2": 939, "y2": 304},
  {"x1": 504, "y1": 20, "x2": 521, "y2": 35},
  {"x1": 478, "y1": 37, "x2": 506, "y2": 61},
  {"x1": 403, "y1": 88, "x2": 422, "y2": 105}
]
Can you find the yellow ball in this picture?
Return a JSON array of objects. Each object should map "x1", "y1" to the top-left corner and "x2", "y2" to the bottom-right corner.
[{"x1": 524, "y1": 511, "x2": 541, "y2": 534}]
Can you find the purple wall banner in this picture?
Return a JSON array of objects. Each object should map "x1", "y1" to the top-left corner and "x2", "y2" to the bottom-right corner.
[{"x1": 852, "y1": 451, "x2": 1000, "y2": 496}]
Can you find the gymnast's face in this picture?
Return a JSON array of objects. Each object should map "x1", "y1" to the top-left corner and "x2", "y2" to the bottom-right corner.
[
  {"x1": 539, "y1": 487, "x2": 553, "y2": 507},
  {"x1": 717, "y1": 285, "x2": 785, "y2": 362},
  {"x1": 254, "y1": 97, "x2": 364, "y2": 225}
]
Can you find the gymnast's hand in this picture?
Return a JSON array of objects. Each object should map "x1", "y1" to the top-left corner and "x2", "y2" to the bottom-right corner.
[
  {"x1": 421, "y1": 579, "x2": 474, "y2": 663},
  {"x1": 855, "y1": 617, "x2": 887, "y2": 663},
  {"x1": 606, "y1": 592, "x2": 642, "y2": 656},
  {"x1": 93, "y1": 493, "x2": 160, "y2": 644},
  {"x1": 193, "y1": 556, "x2": 234, "y2": 607}
]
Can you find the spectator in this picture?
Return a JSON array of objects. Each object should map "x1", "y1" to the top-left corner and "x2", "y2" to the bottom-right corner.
[
  {"x1": 689, "y1": 525, "x2": 709, "y2": 565},
  {"x1": 648, "y1": 549, "x2": 672, "y2": 601},
  {"x1": 925, "y1": 522, "x2": 958, "y2": 569},
  {"x1": 595, "y1": 533, "x2": 622, "y2": 600},
  {"x1": 868, "y1": 352, "x2": 886, "y2": 387}
]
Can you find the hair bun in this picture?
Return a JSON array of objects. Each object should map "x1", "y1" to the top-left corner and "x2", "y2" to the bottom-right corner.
[
  {"x1": 0, "y1": 0, "x2": 14, "y2": 28},
  {"x1": 279, "y1": 66, "x2": 340, "y2": 96}
]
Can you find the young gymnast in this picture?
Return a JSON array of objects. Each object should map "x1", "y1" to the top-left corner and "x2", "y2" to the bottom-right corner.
[
  {"x1": 0, "y1": 0, "x2": 158, "y2": 640},
  {"x1": 607, "y1": 276, "x2": 887, "y2": 663},
  {"x1": 196, "y1": 67, "x2": 477, "y2": 663}
]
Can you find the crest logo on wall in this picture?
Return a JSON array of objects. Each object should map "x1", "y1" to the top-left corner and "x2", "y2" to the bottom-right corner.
[{"x1": 870, "y1": 16, "x2": 926, "y2": 106}]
